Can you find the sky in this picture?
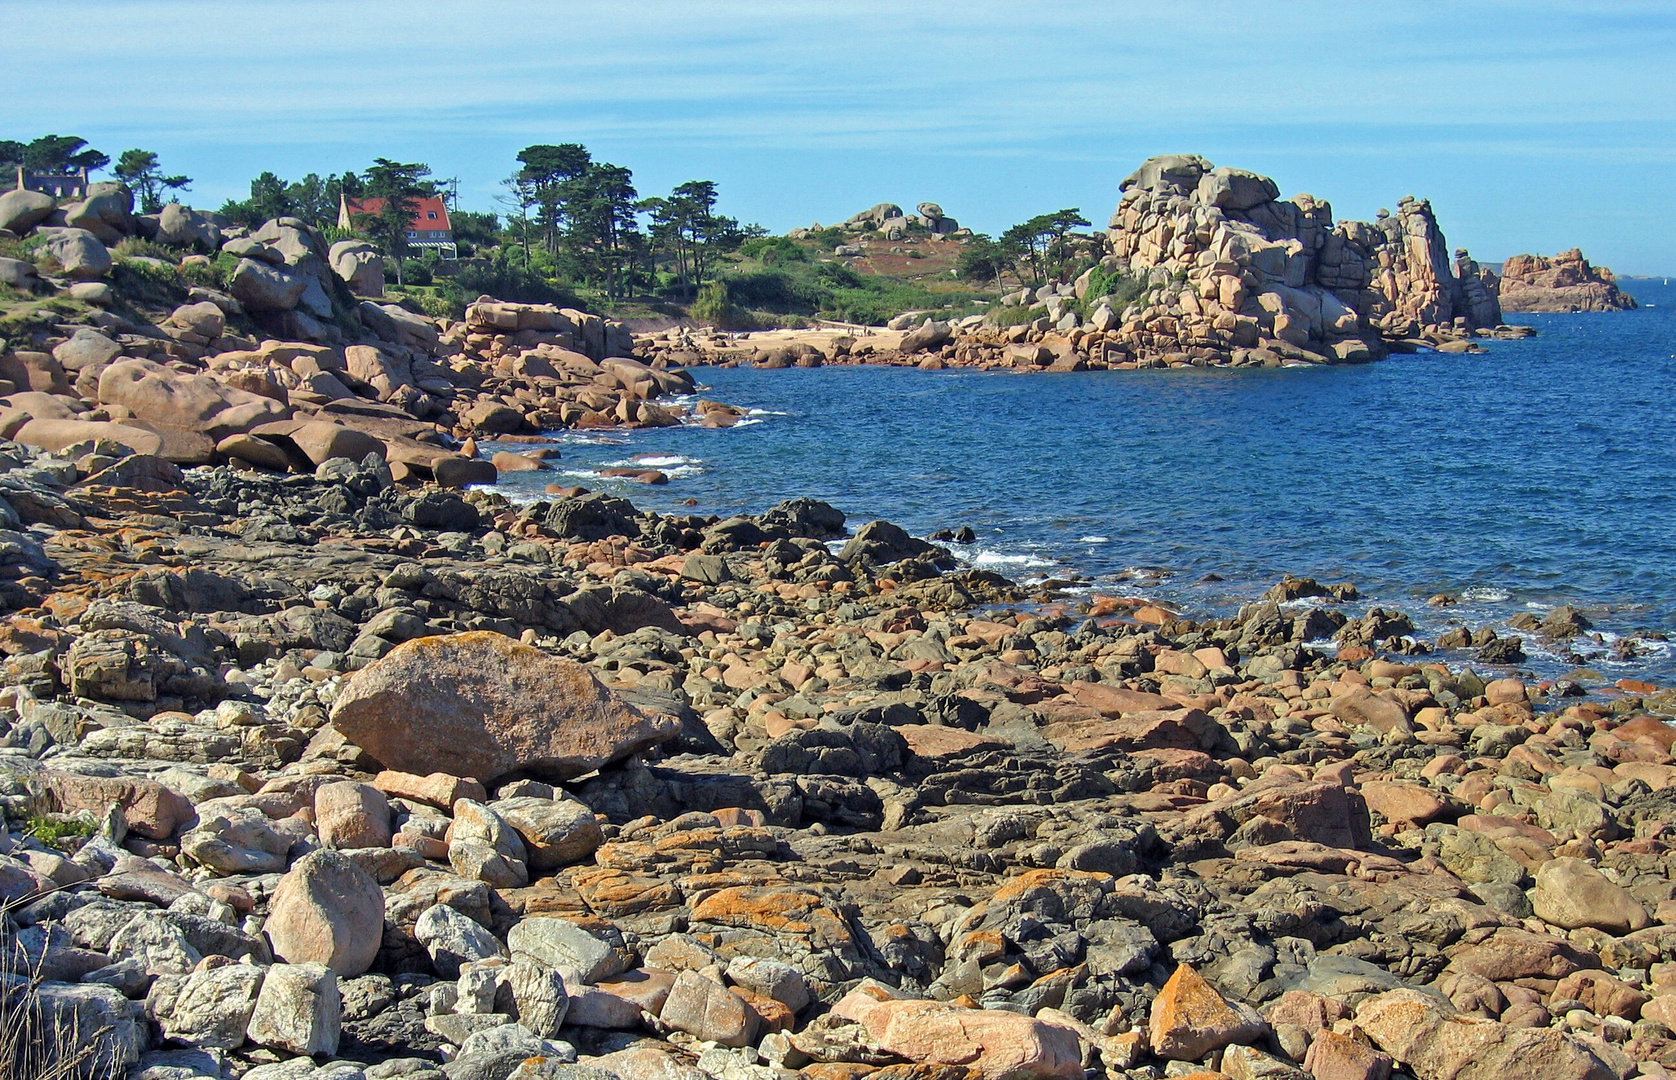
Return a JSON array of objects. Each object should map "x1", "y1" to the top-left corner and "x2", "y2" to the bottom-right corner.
[{"x1": 5, "y1": 1, "x2": 1673, "y2": 274}]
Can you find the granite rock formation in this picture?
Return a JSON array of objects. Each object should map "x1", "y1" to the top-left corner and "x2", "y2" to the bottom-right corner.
[{"x1": 1498, "y1": 249, "x2": 1638, "y2": 313}]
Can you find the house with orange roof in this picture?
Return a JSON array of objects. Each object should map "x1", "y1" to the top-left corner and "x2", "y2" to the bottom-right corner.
[{"x1": 338, "y1": 193, "x2": 456, "y2": 259}]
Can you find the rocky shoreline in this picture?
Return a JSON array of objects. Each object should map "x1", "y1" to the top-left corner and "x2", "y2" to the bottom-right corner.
[
  {"x1": 638, "y1": 154, "x2": 1539, "y2": 374},
  {"x1": 4, "y1": 425, "x2": 1676, "y2": 1080},
  {"x1": 4, "y1": 163, "x2": 1676, "y2": 1080}
]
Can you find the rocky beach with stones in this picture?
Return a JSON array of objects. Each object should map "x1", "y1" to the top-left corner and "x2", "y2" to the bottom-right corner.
[{"x1": 4, "y1": 167, "x2": 1676, "y2": 1080}]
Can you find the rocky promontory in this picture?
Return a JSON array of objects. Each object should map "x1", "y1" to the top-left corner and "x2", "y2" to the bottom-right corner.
[
  {"x1": 641, "y1": 154, "x2": 1536, "y2": 374},
  {"x1": 1497, "y1": 250, "x2": 1639, "y2": 313}
]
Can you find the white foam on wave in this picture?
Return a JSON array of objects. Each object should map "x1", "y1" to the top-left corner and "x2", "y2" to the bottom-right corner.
[
  {"x1": 627, "y1": 454, "x2": 700, "y2": 467},
  {"x1": 1461, "y1": 586, "x2": 1511, "y2": 603},
  {"x1": 1080, "y1": 535, "x2": 1111, "y2": 544},
  {"x1": 970, "y1": 550, "x2": 1057, "y2": 570},
  {"x1": 600, "y1": 455, "x2": 703, "y2": 478}
]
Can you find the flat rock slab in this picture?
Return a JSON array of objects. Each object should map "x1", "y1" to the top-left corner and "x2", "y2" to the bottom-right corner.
[{"x1": 329, "y1": 631, "x2": 679, "y2": 783}]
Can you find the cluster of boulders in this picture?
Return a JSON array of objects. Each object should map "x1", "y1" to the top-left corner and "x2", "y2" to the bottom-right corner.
[
  {"x1": 955, "y1": 154, "x2": 1526, "y2": 371},
  {"x1": 788, "y1": 203, "x2": 965, "y2": 248},
  {"x1": 1496, "y1": 251, "x2": 1638, "y2": 313},
  {"x1": 1, "y1": 184, "x2": 712, "y2": 488},
  {"x1": 4, "y1": 434, "x2": 1676, "y2": 1080},
  {"x1": 653, "y1": 155, "x2": 1555, "y2": 374}
]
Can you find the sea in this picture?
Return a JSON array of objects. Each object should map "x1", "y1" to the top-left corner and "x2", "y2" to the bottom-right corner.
[{"x1": 491, "y1": 277, "x2": 1676, "y2": 686}]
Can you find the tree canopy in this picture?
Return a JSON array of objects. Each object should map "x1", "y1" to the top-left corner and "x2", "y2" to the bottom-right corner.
[
  {"x1": 0, "y1": 134, "x2": 109, "y2": 176},
  {"x1": 999, "y1": 209, "x2": 1092, "y2": 286},
  {"x1": 355, "y1": 158, "x2": 436, "y2": 287},
  {"x1": 114, "y1": 149, "x2": 190, "y2": 214},
  {"x1": 219, "y1": 170, "x2": 356, "y2": 230}
]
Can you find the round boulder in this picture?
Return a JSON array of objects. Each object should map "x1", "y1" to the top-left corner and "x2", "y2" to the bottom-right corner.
[{"x1": 265, "y1": 850, "x2": 385, "y2": 977}]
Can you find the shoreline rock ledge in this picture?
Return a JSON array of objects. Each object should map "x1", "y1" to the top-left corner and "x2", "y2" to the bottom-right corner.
[{"x1": 328, "y1": 630, "x2": 679, "y2": 782}]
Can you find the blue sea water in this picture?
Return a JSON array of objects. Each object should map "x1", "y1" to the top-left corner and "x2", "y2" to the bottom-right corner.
[{"x1": 496, "y1": 278, "x2": 1676, "y2": 684}]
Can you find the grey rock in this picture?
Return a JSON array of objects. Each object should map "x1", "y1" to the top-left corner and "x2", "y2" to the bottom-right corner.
[
  {"x1": 505, "y1": 918, "x2": 622, "y2": 985},
  {"x1": 416, "y1": 903, "x2": 507, "y2": 979},
  {"x1": 246, "y1": 961, "x2": 341, "y2": 1056}
]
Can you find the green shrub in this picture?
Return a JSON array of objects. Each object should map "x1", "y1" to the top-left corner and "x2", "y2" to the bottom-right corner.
[
  {"x1": 989, "y1": 303, "x2": 1046, "y2": 328},
  {"x1": 738, "y1": 236, "x2": 809, "y2": 265},
  {"x1": 433, "y1": 253, "x2": 578, "y2": 317},
  {"x1": 180, "y1": 251, "x2": 240, "y2": 292},
  {"x1": 112, "y1": 258, "x2": 185, "y2": 309},
  {"x1": 0, "y1": 296, "x2": 83, "y2": 337},
  {"x1": 23, "y1": 812, "x2": 94, "y2": 848},
  {"x1": 0, "y1": 234, "x2": 45, "y2": 263},
  {"x1": 112, "y1": 236, "x2": 181, "y2": 262},
  {"x1": 691, "y1": 279, "x2": 747, "y2": 329},
  {"x1": 1076, "y1": 264, "x2": 1152, "y2": 317}
]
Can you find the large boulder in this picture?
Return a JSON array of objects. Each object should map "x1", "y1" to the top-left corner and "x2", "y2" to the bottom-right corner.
[
  {"x1": 329, "y1": 239, "x2": 384, "y2": 297},
  {"x1": 832, "y1": 985, "x2": 1083, "y2": 1080},
  {"x1": 43, "y1": 228, "x2": 112, "y2": 279},
  {"x1": 329, "y1": 631, "x2": 680, "y2": 783},
  {"x1": 288, "y1": 420, "x2": 385, "y2": 466},
  {"x1": 13, "y1": 418, "x2": 164, "y2": 458},
  {"x1": 0, "y1": 188, "x2": 55, "y2": 234},
  {"x1": 1195, "y1": 166, "x2": 1281, "y2": 210},
  {"x1": 228, "y1": 258, "x2": 306, "y2": 311},
  {"x1": 159, "y1": 962, "x2": 265, "y2": 1049},
  {"x1": 60, "y1": 182, "x2": 134, "y2": 244},
  {"x1": 97, "y1": 359, "x2": 289, "y2": 437},
  {"x1": 30, "y1": 983, "x2": 144, "y2": 1073},
  {"x1": 37, "y1": 771, "x2": 192, "y2": 840},
  {"x1": 493, "y1": 796, "x2": 604, "y2": 871},
  {"x1": 245, "y1": 962, "x2": 340, "y2": 1057},
  {"x1": 156, "y1": 203, "x2": 222, "y2": 249},
  {"x1": 264, "y1": 850, "x2": 385, "y2": 977},
  {"x1": 0, "y1": 255, "x2": 39, "y2": 290},
  {"x1": 52, "y1": 327, "x2": 123, "y2": 370},
  {"x1": 1148, "y1": 963, "x2": 1267, "y2": 1061},
  {"x1": 1531, "y1": 857, "x2": 1649, "y2": 934},
  {"x1": 249, "y1": 216, "x2": 324, "y2": 262},
  {"x1": 1356, "y1": 988, "x2": 1613, "y2": 1080},
  {"x1": 899, "y1": 319, "x2": 953, "y2": 354}
]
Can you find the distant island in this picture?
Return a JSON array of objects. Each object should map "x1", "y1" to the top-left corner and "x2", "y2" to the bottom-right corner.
[{"x1": 1495, "y1": 249, "x2": 1638, "y2": 313}]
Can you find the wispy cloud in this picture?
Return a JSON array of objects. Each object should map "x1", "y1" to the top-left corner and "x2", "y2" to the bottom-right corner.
[{"x1": 4, "y1": 0, "x2": 1673, "y2": 270}]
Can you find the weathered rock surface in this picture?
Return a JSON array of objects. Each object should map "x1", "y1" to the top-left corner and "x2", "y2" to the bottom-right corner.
[
  {"x1": 264, "y1": 850, "x2": 386, "y2": 976},
  {"x1": 329, "y1": 631, "x2": 679, "y2": 782},
  {"x1": 833, "y1": 984, "x2": 1084, "y2": 1080},
  {"x1": 1498, "y1": 249, "x2": 1637, "y2": 312}
]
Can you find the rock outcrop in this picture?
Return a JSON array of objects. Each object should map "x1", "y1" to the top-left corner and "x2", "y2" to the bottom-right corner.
[
  {"x1": 1497, "y1": 249, "x2": 1638, "y2": 312},
  {"x1": 650, "y1": 154, "x2": 1533, "y2": 375},
  {"x1": 1, "y1": 189, "x2": 705, "y2": 486}
]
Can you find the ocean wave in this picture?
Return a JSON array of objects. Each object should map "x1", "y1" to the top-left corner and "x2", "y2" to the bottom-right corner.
[
  {"x1": 1460, "y1": 586, "x2": 1511, "y2": 603},
  {"x1": 970, "y1": 551, "x2": 1058, "y2": 570},
  {"x1": 600, "y1": 455, "x2": 704, "y2": 478},
  {"x1": 1080, "y1": 535, "x2": 1111, "y2": 544},
  {"x1": 625, "y1": 454, "x2": 701, "y2": 468}
]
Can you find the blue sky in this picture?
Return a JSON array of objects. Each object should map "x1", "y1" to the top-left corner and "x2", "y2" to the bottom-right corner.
[{"x1": 6, "y1": 1, "x2": 1673, "y2": 273}]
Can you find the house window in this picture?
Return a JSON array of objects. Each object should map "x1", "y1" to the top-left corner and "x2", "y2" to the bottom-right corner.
[{"x1": 427, "y1": 211, "x2": 437, "y2": 220}]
